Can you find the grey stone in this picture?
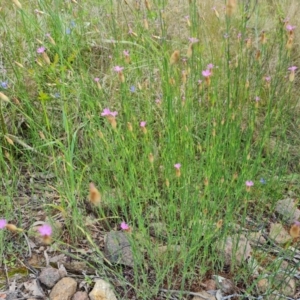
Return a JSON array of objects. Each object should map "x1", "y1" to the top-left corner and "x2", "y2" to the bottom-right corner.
[
  {"x1": 72, "y1": 291, "x2": 89, "y2": 300},
  {"x1": 104, "y1": 231, "x2": 133, "y2": 267},
  {"x1": 275, "y1": 198, "x2": 300, "y2": 224},
  {"x1": 269, "y1": 223, "x2": 291, "y2": 244},
  {"x1": 38, "y1": 267, "x2": 61, "y2": 288}
]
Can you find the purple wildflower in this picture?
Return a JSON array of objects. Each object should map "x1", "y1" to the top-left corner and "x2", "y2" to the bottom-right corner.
[
  {"x1": 114, "y1": 66, "x2": 124, "y2": 73},
  {"x1": 174, "y1": 163, "x2": 181, "y2": 170},
  {"x1": 0, "y1": 219, "x2": 7, "y2": 229},
  {"x1": 245, "y1": 181, "x2": 254, "y2": 187},
  {"x1": 38, "y1": 224, "x2": 52, "y2": 236},
  {"x1": 286, "y1": 24, "x2": 296, "y2": 31},
  {"x1": 1, "y1": 81, "x2": 8, "y2": 89},
  {"x1": 120, "y1": 222, "x2": 129, "y2": 230},
  {"x1": 288, "y1": 66, "x2": 297, "y2": 72},
  {"x1": 188, "y1": 37, "x2": 199, "y2": 44},
  {"x1": 37, "y1": 46, "x2": 46, "y2": 54},
  {"x1": 101, "y1": 108, "x2": 118, "y2": 117},
  {"x1": 202, "y1": 70, "x2": 211, "y2": 77}
]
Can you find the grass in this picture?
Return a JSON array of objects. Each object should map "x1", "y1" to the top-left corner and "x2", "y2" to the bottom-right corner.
[{"x1": 1, "y1": 0, "x2": 300, "y2": 298}]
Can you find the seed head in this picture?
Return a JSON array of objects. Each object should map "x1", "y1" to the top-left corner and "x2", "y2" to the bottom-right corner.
[
  {"x1": 170, "y1": 50, "x2": 180, "y2": 65},
  {"x1": 89, "y1": 182, "x2": 101, "y2": 206}
]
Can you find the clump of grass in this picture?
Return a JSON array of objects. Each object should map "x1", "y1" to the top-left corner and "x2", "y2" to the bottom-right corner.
[{"x1": 1, "y1": 0, "x2": 300, "y2": 298}]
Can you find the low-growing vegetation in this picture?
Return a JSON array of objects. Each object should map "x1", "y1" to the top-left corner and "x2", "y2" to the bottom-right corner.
[{"x1": 1, "y1": 0, "x2": 300, "y2": 298}]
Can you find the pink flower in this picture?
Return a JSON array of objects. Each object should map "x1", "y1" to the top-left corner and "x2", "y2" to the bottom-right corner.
[
  {"x1": 198, "y1": 79, "x2": 202, "y2": 84},
  {"x1": 188, "y1": 37, "x2": 199, "y2": 44},
  {"x1": 265, "y1": 76, "x2": 271, "y2": 82},
  {"x1": 202, "y1": 69, "x2": 211, "y2": 77},
  {"x1": 37, "y1": 46, "x2": 46, "y2": 54},
  {"x1": 94, "y1": 77, "x2": 100, "y2": 82},
  {"x1": 0, "y1": 219, "x2": 7, "y2": 229},
  {"x1": 155, "y1": 99, "x2": 161, "y2": 104},
  {"x1": 123, "y1": 50, "x2": 129, "y2": 57},
  {"x1": 245, "y1": 181, "x2": 254, "y2": 187},
  {"x1": 286, "y1": 24, "x2": 296, "y2": 31},
  {"x1": 174, "y1": 163, "x2": 181, "y2": 169},
  {"x1": 101, "y1": 108, "x2": 118, "y2": 117},
  {"x1": 207, "y1": 63, "x2": 214, "y2": 70},
  {"x1": 255, "y1": 96, "x2": 260, "y2": 101},
  {"x1": 294, "y1": 221, "x2": 300, "y2": 226},
  {"x1": 114, "y1": 66, "x2": 124, "y2": 73},
  {"x1": 120, "y1": 222, "x2": 129, "y2": 230},
  {"x1": 288, "y1": 66, "x2": 297, "y2": 72},
  {"x1": 140, "y1": 121, "x2": 146, "y2": 127},
  {"x1": 38, "y1": 224, "x2": 52, "y2": 236}
]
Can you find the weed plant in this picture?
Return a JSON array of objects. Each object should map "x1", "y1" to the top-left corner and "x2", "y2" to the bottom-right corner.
[{"x1": 1, "y1": 0, "x2": 300, "y2": 298}]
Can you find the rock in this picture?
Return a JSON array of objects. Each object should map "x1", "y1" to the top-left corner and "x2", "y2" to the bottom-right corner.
[
  {"x1": 275, "y1": 198, "x2": 300, "y2": 224},
  {"x1": 64, "y1": 261, "x2": 95, "y2": 274},
  {"x1": 269, "y1": 223, "x2": 291, "y2": 244},
  {"x1": 104, "y1": 231, "x2": 133, "y2": 267},
  {"x1": 58, "y1": 264, "x2": 68, "y2": 278},
  {"x1": 38, "y1": 267, "x2": 61, "y2": 288},
  {"x1": 221, "y1": 234, "x2": 252, "y2": 266},
  {"x1": 72, "y1": 291, "x2": 89, "y2": 300},
  {"x1": 49, "y1": 277, "x2": 77, "y2": 300},
  {"x1": 24, "y1": 279, "x2": 45, "y2": 297},
  {"x1": 89, "y1": 279, "x2": 117, "y2": 300},
  {"x1": 193, "y1": 291, "x2": 216, "y2": 300},
  {"x1": 256, "y1": 278, "x2": 269, "y2": 293},
  {"x1": 276, "y1": 275, "x2": 296, "y2": 297},
  {"x1": 212, "y1": 275, "x2": 235, "y2": 294},
  {"x1": 248, "y1": 231, "x2": 267, "y2": 246}
]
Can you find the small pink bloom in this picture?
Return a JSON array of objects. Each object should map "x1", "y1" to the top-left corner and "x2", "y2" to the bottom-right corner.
[
  {"x1": 114, "y1": 66, "x2": 124, "y2": 73},
  {"x1": 38, "y1": 224, "x2": 52, "y2": 236},
  {"x1": 174, "y1": 163, "x2": 181, "y2": 170},
  {"x1": 37, "y1": 46, "x2": 46, "y2": 54},
  {"x1": 288, "y1": 66, "x2": 297, "y2": 72},
  {"x1": 265, "y1": 76, "x2": 271, "y2": 82},
  {"x1": 188, "y1": 37, "x2": 199, "y2": 44},
  {"x1": 202, "y1": 69, "x2": 211, "y2": 77},
  {"x1": 94, "y1": 77, "x2": 100, "y2": 82},
  {"x1": 123, "y1": 50, "x2": 129, "y2": 57},
  {"x1": 101, "y1": 108, "x2": 118, "y2": 117},
  {"x1": 101, "y1": 108, "x2": 112, "y2": 116},
  {"x1": 120, "y1": 222, "x2": 129, "y2": 230},
  {"x1": 155, "y1": 99, "x2": 161, "y2": 104},
  {"x1": 286, "y1": 24, "x2": 296, "y2": 31},
  {"x1": 0, "y1": 219, "x2": 7, "y2": 229},
  {"x1": 140, "y1": 121, "x2": 146, "y2": 127},
  {"x1": 294, "y1": 221, "x2": 300, "y2": 226},
  {"x1": 198, "y1": 79, "x2": 202, "y2": 84},
  {"x1": 245, "y1": 181, "x2": 254, "y2": 187},
  {"x1": 110, "y1": 111, "x2": 118, "y2": 117},
  {"x1": 207, "y1": 63, "x2": 214, "y2": 70},
  {"x1": 255, "y1": 96, "x2": 260, "y2": 101},
  {"x1": 184, "y1": 15, "x2": 189, "y2": 20}
]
